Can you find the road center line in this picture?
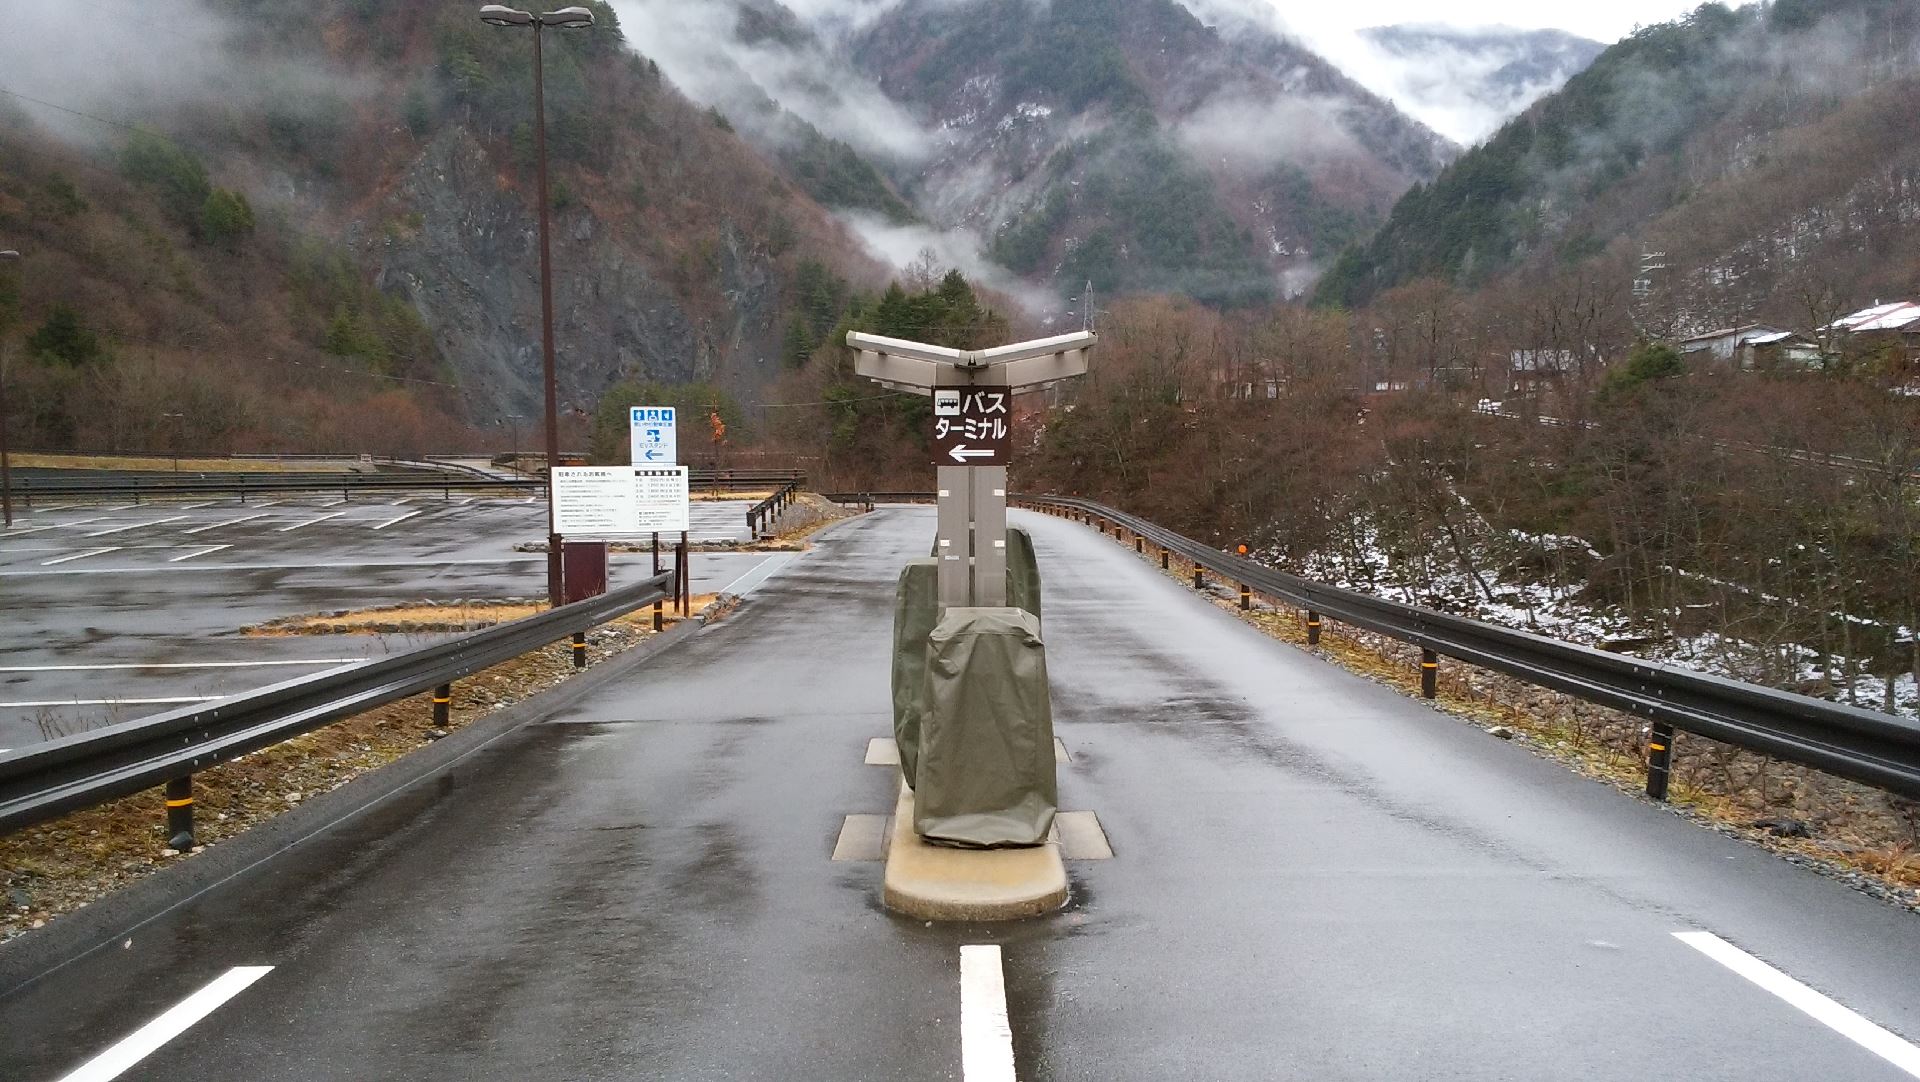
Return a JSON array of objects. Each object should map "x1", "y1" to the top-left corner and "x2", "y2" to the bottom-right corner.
[
  {"x1": 86, "y1": 516, "x2": 186, "y2": 537},
  {"x1": 960, "y1": 945, "x2": 1018, "y2": 1082},
  {"x1": 0, "y1": 659, "x2": 362, "y2": 673},
  {"x1": 183, "y1": 512, "x2": 267, "y2": 534},
  {"x1": 55, "y1": 965, "x2": 273, "y2": 1082},
  {"x1": 168, "y1": 545, "x2": 232, "y2": 562},
  {"x1": 42, "y1": 547, "x2": 120, "y2": 566},
  {"x1": 278, "y1": 511, "x2": 345, "y2": 532},
  {"x1": 1674, "y1": 931, "x2": 1920, "y2": 1077},
  {"x1": 371, "y1": 510, "x2": 422, "y2": 531}
]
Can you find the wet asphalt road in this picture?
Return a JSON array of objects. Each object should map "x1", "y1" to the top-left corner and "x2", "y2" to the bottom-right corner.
[
  {"x1": 2, "y1": 506, "x2": 1919, "y2": 1079},
  {"x1": 0, "y1": 496, "x2": 767, "y2": 747}
]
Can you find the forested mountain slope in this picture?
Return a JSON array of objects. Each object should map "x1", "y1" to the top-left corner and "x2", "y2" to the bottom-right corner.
[
  {"x1": 1315, "y1": 0, "x2": 1920, "y2": 330},
  {"x1": 0, "y1": 0, "x2": 879, "y2": 451}
]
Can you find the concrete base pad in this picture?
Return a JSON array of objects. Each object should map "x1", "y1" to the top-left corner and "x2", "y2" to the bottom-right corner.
[{"x1": 882, "y1": 782, "x2": 1069, "y2": 921}]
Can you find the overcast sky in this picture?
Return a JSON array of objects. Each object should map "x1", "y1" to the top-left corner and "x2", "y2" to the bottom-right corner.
[{"x1": 1277, "y1": 0, "x2": 1749, "y2": 42}]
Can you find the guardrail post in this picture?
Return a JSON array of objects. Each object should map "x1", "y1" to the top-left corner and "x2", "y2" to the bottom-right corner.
[
  {"x1": 1420, "y1": 649, "x2": 1438, "y2": 698},
  {"x1": 165, "y1": 776, "x2": 194, "y2": 851},
  {"x1": 571, "y1": 631, "x2": 587, "y2": 668},
  {"x1": 1240, "y1": 583, "x2": 1251, "y2": 610},
  {"x1": 1307, "y1": 611, "x2": 1322, "y2": 645},
  {"x1": 1646, "y1": 723, "x2": 1675, "y2": 801},
  {"x1": 433, "y1": 683, "x2": 451, "y2": 727}
]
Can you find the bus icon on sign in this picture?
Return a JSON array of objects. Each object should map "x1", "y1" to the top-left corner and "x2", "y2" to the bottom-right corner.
[{"x1": 933, "y1": 389, "x2": 961, "y2": 417}]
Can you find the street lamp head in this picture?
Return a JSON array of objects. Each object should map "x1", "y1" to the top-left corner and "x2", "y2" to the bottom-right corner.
[
  {"x1": 479, "y1": 5, "x2": 535, "y2": 26},
  {"x1": 541, "y1": 6, "x2": 596, "y2": 27}
]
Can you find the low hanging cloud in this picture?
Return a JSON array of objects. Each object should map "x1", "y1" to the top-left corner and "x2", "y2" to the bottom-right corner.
[
  {"x1": 608, "y1": 0, "x2": 935, "y2": 165},
  {"x1": 1174, "y1": 91, "x2": 1365, "y2": 172},
  {"x1": 0, "y1": 0, "x2": 351, "y2": 149},
  {"x1": 837, "y1": 211, "x2": 1062, "y2": 314}
]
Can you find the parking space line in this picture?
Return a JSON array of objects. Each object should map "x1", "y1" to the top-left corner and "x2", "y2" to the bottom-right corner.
[
  {"x1": 177, "y1": 500, "x2": 222, "y2": 510},
  {"x1": 0, "y1": 659, "x2": 362, "y2": 673},
  {"x1": 961, "y1": 945, "x2": 1018, "y2": 1082},
  {"x1": 2, "y1": 524, "x2": 57, "y2": 535},
  {"x1": 168, "y1": 545, "x2": 231, "y2": 562},
  {"x1": 42, "y1": 547, "x2": 120, "y2": 566},
  {"x1": 389, "y1": 496, "x2": 414, "y2": 506},
  {"x1": 86, "y1": 516, "x2": 186, "y2": 537},
  {"x1": 1, "y1": 695, "x2": 220, "y2": 708},
  {"x1": 50, "y1": 516, "x2": 109, "y2": 529},
  {"x1": 371, "y1": 510, "x2": 421, "y2": 531},
  {"x1": 251, "y1": 499, "x2": 283, "y2": 507},
  {"x1": 278, "y1": 511, "x2": 345, "y2": 532},
  {"x1": 54, "y1": 965, "x2": 273, "y2": 1082},
  {"x1": 30, "y1": 503, "x2": 78, "y2": 514},
  {"x1": 317, "y1": 498, "x2": 347, "y2": 507},
  {"x1": 1674, "y1": 931, "x2": 1920, "y2": 1077},
  {"x1": 183, "y1": 513, "x2": 267, "y2": 535}
]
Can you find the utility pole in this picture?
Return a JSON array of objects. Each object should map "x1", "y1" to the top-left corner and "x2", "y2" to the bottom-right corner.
[{"x1": 481, "y1": 4, "x2": 595, "y2": 606}]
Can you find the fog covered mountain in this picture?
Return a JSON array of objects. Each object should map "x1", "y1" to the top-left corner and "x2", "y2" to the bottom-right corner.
[
  {"x1": 612, "y1": 0, "x2": 1457, "y2": 306},
  {"x1": 1358, "y1": 25, "x2": 1605, "y2": 144}
]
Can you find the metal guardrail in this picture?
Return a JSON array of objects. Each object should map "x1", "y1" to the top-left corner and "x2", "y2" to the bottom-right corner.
[
  {"x1": 7, "y1": 469, "x2": 808, "y2": 503},
  {"x1": 746, "y1": 479, "x2": 803, "y2": 540},
  {"x1": 1019, "y1": 495, "x2": 1920, "y2": 803},
  {"x1": 0, "y1": 569, "x2": 677, "y2": 839}
]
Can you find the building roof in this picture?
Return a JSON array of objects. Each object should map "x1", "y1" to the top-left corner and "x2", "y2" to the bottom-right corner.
[{"x1": 1823, "y1": 301, "x2": 1920, "y2": 333}]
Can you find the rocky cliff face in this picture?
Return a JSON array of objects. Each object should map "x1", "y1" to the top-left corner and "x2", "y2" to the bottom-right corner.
[{"x1": 365, "y1": 128, "x2": 783, "y2": 420}]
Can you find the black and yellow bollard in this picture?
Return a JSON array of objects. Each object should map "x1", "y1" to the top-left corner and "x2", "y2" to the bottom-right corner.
[
  {"x1": 165, "y1": 776, "x2": 194, "y2": 852},
  {"x1": 571, "y1": 632, "x2": 587, "y2": 669},
  {"x1": 1160, "y1": 547, "x2": 1170, "y2": 571},
  {"x1": 1240, "y1": 583, "x2": 1251, "y2": 610},
  {"x1": 1306, "y1": 611, "x2": 1322, "y2": 645},
  {"x1": 1135, "y1": 535, "x2": 1144, "y2": 554},
  {"x1": 433, "y1": 683, "x2": 451, "y2": 727},
  {"x1": 1192, "y1": 563, "x2": 1205, "y2": 590},
  {"x1": 1646, "y1": 722, "x2": 1675, "y2": 801},
  {"x1": 1420, "y1": 649, "x2": 1438, "y2": 698}
]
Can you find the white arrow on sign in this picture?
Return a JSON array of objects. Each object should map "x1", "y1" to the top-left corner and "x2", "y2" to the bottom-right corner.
[{"x1": 948, "y1": 446, "x2": 996, "y2": 462}]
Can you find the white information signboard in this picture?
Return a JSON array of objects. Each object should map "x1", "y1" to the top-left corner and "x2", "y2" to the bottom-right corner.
[
  {"x1": 551, "y1": 467, "x2": 636, "y2": 536},
  {"x1": 630, "y1": 406, "x2": 678, "y2": 466},
  {"x1": 634, "y1": 466, "x2": 690, "y2": 532}
]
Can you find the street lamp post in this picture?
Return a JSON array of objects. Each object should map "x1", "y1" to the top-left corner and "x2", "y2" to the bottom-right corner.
[
  {"x1": 504, "y1": 413, "x2": 524, "y2": 473},
  {"x1": 480, "y1": 4, "x2": 594, "y2": 607},
  {"x1": 0, "y1": 249, "x2": 19, "y2": 529}
]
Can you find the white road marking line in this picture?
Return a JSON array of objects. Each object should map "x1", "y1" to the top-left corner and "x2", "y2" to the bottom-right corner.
[
  {"x1": 176, "y1": 500, "x2": 222, "y2": 510},
  {"x1": 55, "y1": 965, "x2": 273, "y2": 1082},
  {"x1": 1674, "y1": 932, "x2": 1920, "y2": 1078},
  {"x1": 2, "y1": 524, "x2": 57, "y2": 534},
  {"x1": 50, "y1": 516, "x2": 108, "y2": 528},
  {"x1": 371, "y1": 510, "x2": 421, "y2": 531},
  {"x1": 2, "y1": 555, "x2": 539, "y2": 577},
  {"x1": 251, "y1": 499, "x2": 283, "y2": 507},
  {"x1": 0, "y1": 696, "x2": 221, "y2": 708},
  {"x1": 182, "y1": 512, "x2": 266, "y2": 534},
  {"x1": 167, "y1": 545, "x2": 231, "y2": 562},
  {"x1": 389, "y1": 496, "x2": 414, "y2": 506},
  {"x1": 42, "y1": 547, "x2": 120, "y2": 566},
  {"x1": 961, "y1": 945, "x2": 1018, "y2": 1082},
  {"x1": 316, "y1": 498, "x2": 346, "y2": 507},
  {"x1": 31, "y1": 503, "x2": 78, "y2": 513},
  {"x1": 85, "y1": 516, "x2": 186, "y2": 537},
  {"x1": 0, "y1": 659, "x2": 362, "y2": 673},
  {"x1": 278, "y1": 511, "x2": 345, "y2": 532}
]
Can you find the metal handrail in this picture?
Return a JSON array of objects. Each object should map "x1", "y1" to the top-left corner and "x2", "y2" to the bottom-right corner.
[
  {"x1": 1019, "y1": 495, "x2": 1920, "y2": 801},
  {"x1": 0, "y1": 569, "x2": 676, "y2": 834}
]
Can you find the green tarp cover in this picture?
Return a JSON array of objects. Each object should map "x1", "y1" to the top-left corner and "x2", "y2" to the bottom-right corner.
[
  {"x1": 912, "y1": 606, "x2": 1057, "y2": 848},
  {"x1": 1006, "y1": 526, "x2": 1042, "y2": 628},
  {"x1": 890, "y1": 559, "x2": 941, "y2": 789}
]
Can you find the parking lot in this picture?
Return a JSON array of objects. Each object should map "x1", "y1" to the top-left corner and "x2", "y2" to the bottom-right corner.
[{"x1": 0, "y1": 494, "x2": 774, "y2": 748}]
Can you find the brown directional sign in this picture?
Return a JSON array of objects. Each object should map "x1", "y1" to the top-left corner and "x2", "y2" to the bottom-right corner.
[{"x1": 931, "y1": 385, "x2": 1012, "y2": 467}]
